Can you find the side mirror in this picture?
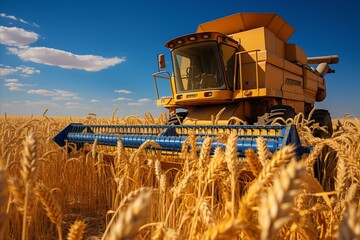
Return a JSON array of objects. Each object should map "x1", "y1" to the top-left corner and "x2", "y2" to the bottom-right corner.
[{"x1": 158, "y1": 54, "x2": 166, "y2": 69}]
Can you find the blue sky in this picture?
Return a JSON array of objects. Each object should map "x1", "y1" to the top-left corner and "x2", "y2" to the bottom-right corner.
[{"x1": 0, "y1": 0, "x2": 359, "y2": 118}]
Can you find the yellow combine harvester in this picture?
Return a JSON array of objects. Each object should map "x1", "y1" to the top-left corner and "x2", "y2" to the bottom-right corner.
[
  {"x1": 54, "y1": 13, "x2": 338, "y2": 157},
  {"x1": 153, "y1": 13, "x2": 338, "y2": 134}
]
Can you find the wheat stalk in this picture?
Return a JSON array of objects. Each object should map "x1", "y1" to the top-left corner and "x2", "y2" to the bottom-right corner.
[
  {"x1": 338, "y1": 203, "x2": 360, "y2": 239},
  {"x1": 0, "y1": 167, "x2": 9, "y2": 238},
  {"x1": 225, "y1": 131, "x2": 238, "y2": 218}
]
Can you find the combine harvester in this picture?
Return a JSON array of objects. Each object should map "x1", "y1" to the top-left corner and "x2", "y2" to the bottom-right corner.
[{"x1": 54, "y1": 13, "x2": 338, "y2": 157}]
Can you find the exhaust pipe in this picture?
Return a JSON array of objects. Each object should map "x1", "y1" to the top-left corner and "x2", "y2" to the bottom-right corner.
[{"x1": 307, "y1": 55, "x2": 339, "y2": 64}]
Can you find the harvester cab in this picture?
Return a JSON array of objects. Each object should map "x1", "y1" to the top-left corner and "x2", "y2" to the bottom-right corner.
[{"x1": 153, "y1": 13, "x2": 339, "y2": 127}]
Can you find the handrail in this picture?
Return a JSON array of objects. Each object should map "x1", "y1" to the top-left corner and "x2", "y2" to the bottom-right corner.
[{"x1": 152, "y1": 71, "x2": 171, "y2": 99}]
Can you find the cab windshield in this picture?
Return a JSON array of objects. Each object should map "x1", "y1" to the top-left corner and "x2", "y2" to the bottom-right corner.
[{"x1": 172, "y1": 42, "x2": 225, "y2": 93}]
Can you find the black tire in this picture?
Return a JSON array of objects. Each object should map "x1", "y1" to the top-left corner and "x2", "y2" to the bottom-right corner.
[
  {"x1": 313, "y1": 145, "x2": 337, "y2": 191},
  {"x1": 310, "y1": 109, "x2": 333, "y2": 138},
  {"x1": 166, "y1": 112, "x2": 188, "y2": 125},
  {"x1": 309, "y1": 109, "x2": 335, "y2": 190},
  {"x1": 256, "y1": 105, "x2": 296, "y2": 125}
]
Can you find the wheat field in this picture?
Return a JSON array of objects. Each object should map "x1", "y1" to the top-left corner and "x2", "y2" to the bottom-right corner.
[{"x1": 0, "y1": 111, "x2": 359, "y2": 240}]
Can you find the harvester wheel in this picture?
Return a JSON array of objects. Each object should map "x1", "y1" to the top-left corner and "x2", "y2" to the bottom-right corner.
[
  {"x1": 256, "y1": 105, "x2": 296, "y2": 125},
  {"x1": 309, "y1": 109, "x2": 334, "y2": 191},
  {"x1": 166, "y1": 112, "x2": 187, "y2": 125},
  {"x1": 309, "y1": 109, "x2": 333, "y2": 138}
]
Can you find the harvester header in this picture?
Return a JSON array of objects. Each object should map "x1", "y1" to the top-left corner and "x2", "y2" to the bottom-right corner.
[{"x1": 54, "y1": 123, "x2": 307, "y2": 157}]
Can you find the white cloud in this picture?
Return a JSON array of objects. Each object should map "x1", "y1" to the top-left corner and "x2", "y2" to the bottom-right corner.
[
  {"x1": 3, "y1": 78, "x2": 35, "y2": 91},
  {"x1": 113, "y1": 97, "x2": 132, "y2": 101},
  {"x1": 4, "y1": 78, "x2": 18, "y2": 83},
  {"x1": 0, "y1": 66, "x2": 17, "y2": 76},
  {"x1": 27, "y1": 89, "x2": 81, "y2": 100},
  {"x1": 8, "y1": 46, "x2": 125, "y2": 71},
  {"x1": 1, "y1": 13, "x2": 39, "y2": 27},
  {"x1": 65, "y1": 102, "x2": 89, "y2": 109},
  {"x1": 24, "y1": 100, "x2": 57, "y2": 106},
  {"x1": 0, "y1": 64, "x2": 40, "y2": 77},
  {"x1": 127, "y1": 102, "x2": 143, "y2": 106},
  {"x1": 90, "y1": 99, "x2": 100, "y2": 103},
  {"x1": 18, "y1": 66, "x2": 40, "y2": 75},
  {"x1": 1, "y1": 13, "x2": 17, "y2": 21},
  {"x1": 4, "y1": 81, "x2": 25, "y2": 91},
  {"x1": 0, "y1": 26, "x2": 39, "y2": 46},
  {"x1": 138, "y1": 98, "x2": 151, "y2": 103},
  {"x1": 127, "y1": 98, "x2": 153, "y2": 106},
  {"x1": 115, "y1": 89, "x2": 132, "y2": 94},
  {"x1": 27, "y1": 89, "x2": 54, "y2": 96},
  {"x1": 65, "y1": 102, "x2": 80, "y2": 106}
]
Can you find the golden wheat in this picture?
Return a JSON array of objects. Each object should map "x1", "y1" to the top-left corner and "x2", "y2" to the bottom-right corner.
[{"x1": 0, "y1": 113, "x2": 359, "y2": 239}]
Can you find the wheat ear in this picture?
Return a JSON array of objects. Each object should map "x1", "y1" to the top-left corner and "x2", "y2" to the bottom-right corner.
[
  {"x1": 199, "y1": 136, "x2": 213, "y2": 170},
  {"x1": 7, "y1": 176, "x2": 25, "y2": 211},
  {"x1": 259, "y1": 160, "x2": 305, "y2": 240},
  {"x1": 20, "y1": 133, "x2": 38, "y2": 240},
  {"x1": 102, "y1": 187, "x2": 152, "y2": 239},
  {"x1": 199, "y1": 198, "x2": 215, "y2": 227},
  {"x1": 204, "y1": 147, "x2": 226, "y2": 183},
  {"x1": 151, "y1": 223, "x2": 180, "y2": 240},
  {"x1": 256, "y1": 137, "x2": 272, "y2": 166},
  {"x1": 237, "y1": 145, "x2": 295, "y2": 239},
  {"x1": 202, "y1": 219, "x2": 242, "y2": 240},
  {"x1": 164, "y1": 171, "x2": 194, "y2": 225},
  {"x1": 35, "y1": 181, "x2": 63, "y2": 240},
  {"x1": 106, "y1": 189, "x2": 153, "y2": 240},
  {"x1": 242, "y1": 145, "x2": 295, "y2": 207},
  {"x1": 67, "y1": 220, "x2": 86, "y2": 240},
  {"x1": 245, "y1": 148, "x2": 262, "y2": 176},
  {"x1": 20, "y1": 133, "x2": 38, "y2": 184},
  {"x1": 336, "y1": 157, "x2": 349, "y2": 201}
]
